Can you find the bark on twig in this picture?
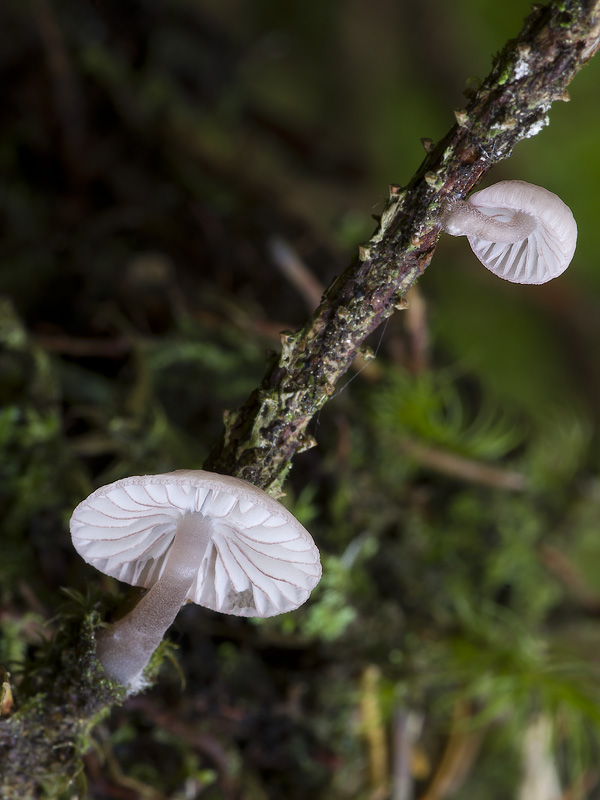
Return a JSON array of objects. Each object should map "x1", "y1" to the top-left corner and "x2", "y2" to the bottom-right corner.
[{"x1": 205, "y1": 0, "x2": 600, "y2": 496}]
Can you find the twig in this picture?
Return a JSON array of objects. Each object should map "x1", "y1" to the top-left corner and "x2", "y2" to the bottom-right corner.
[
  {"x1": 269, "y1": 234, "x2": 382, "y2": 380},
  {"x1": 517, "y1": 715, "x2": 562, "y2": 800},
  {"x1": 268, "y1": 235, "x2": 325, "y2": 312},
  {"x1": 539, "y1": 544, "x2": 600, "y2": 612},
  {"x1": 417, "y1": 702, "x2": 484, "y2": 800},
  {"x1": 0, "y1": 671, "x2": 14, "y2": 717},
  {"x1": 404, "y1": 286, "x2": 430, "y2": 374},
  {"x1": 399, "y1": 439, "x2": 529, "y2": 491},
  {"x1": 360, "y1": 665, "x2": 390, "y2": 798},
  {"x1": 391, "y1": 709, "x2": 424, "y2": 800},
  {"x1": 31, "y1": 0, "x2": 85, "y2": 180},
  {"x1": 94, "y1": 723, "x2": 167, "y2": 800},
  {"x1": 560, "y1": 769, "x2": 598, "y2": 800},
  {"x1": 35, "y1": 334, "x2": 132, "y2": 358},
  {"x1": 205, "y1": 1, "x2": 600, "y2": 495}
]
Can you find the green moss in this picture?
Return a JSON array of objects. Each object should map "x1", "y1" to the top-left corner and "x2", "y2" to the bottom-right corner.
[{"x1": 0, "y1": 594, "x2": 125, "y2": 798}]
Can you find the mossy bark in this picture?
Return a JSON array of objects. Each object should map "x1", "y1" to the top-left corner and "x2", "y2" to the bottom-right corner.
[
  {"x1": 2, "y1": 0, "x2": 600, "y2": 795},
  {"x1": 0, "y1": 609, "x2": 125, "y2": 800}
]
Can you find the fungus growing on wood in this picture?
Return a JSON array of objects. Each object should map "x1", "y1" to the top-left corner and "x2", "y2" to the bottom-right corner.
[
  {"x1": 441, "y1": 180, "x2": 577, "y2": 284},
  {"x1": 70, "y1": 469, "x2": 321, "y2": 690}
]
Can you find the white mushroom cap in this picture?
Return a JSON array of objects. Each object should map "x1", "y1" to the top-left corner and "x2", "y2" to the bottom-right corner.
[
  {"x1": 70, "y1": 469, "x2": 322, "y2": 618},
  {"x1": 442, "y1": 180, "x2": 577, "y2": 284}
]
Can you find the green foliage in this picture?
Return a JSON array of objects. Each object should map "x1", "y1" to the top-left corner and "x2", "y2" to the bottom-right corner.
[
  {"x1": 297, "y1": 358, "x2": 600, "y2": 784},
  {"x1": 429, "y1": 601, "x2": 600, "y2": 780},
  {"x1": 299, "y1": 551, "x2": 363, "y2": 642},
  {"x1": 55, "y1": 317, "x2": 266, "y2": 485},
  {"x1": 1, "y1": 589, "x2": 124, "y2": 799},
  {"x1": 373, "y1": 367, "x2": 523, "y2": 460},
  {"x1": 0, "y1": 301, "x2": 84, "y2": 601},
  {"x1": 525, "y1": 405, "x2": 590, "y2": 490}
]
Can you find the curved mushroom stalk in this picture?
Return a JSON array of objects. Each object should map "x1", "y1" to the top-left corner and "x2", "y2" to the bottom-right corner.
[
  {"x1": 442, "y1": 201, "x2": 537, "y2": 243},
  {"x1": 441, "y1": 180, "x2": 577, "y2": 284},
  {"x1": 96, "y1": 513, "x2": 214, "y2": 689},
  {"x1": 70, "y1": 470, "x2": 322, "y2": 692}
]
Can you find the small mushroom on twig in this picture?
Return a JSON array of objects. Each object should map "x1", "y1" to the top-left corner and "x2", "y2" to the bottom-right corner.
[
  {"x1": 441, "y1": 180, "x2": 577, "y2": 284},
  {"x1": 70, "y1": 469, "x2": 321, "y2": 691}
]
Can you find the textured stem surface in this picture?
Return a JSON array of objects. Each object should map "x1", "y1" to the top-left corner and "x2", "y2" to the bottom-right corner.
[
  {"x1": 441, "y1": 201, "x2": 537, "y2": 242},
  {"x1": 96, "y1": 513, "x2": 213, "y2": 688}
]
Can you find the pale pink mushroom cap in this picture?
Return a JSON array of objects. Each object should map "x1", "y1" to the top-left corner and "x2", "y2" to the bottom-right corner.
[
  {"x1": 464, "y1": 181, "x2": 577, "y2": 284},
  {"x1": 70, "y1": 469, "x2": 322, "y2": 618}
]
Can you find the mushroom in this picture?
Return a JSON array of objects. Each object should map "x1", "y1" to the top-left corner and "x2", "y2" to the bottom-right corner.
[
  {"x1": 70, "y1": 469, "x2": 322, "y2": 690},
  {"x1": 440, "y1": 180, "x2": 577, "y2": 284}
]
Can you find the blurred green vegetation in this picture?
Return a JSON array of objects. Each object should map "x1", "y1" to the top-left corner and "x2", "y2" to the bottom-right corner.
[{"x1": 2, "y1": 0, "x2": 600, "y2": 798}]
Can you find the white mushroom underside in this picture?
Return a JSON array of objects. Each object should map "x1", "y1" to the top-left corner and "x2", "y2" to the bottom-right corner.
[
  {"x1": 71, "y1": 478, "x2": 321, "y2": 617},
  {"x1": 465, "y1": 181, "x2": 577, "y2": 285},
  {"x1": 466, "y1": 207, "x2": 567, "y2": 284}
]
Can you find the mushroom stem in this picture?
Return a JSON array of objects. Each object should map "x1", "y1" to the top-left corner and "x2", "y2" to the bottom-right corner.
[
  {"x1": 441, "y1": 200, "x2": 537, "y2": 243},
  {"x1": 96, "y1": 512, "x2": 214, "y2": 689}
]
